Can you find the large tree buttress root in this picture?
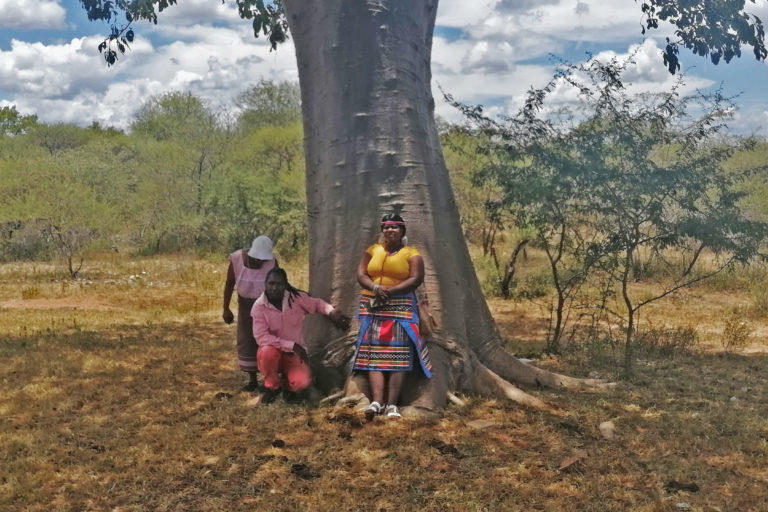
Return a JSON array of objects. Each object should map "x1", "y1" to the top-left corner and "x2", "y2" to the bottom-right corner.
[{"x1": 318, "y1": 333, "x2": 611, "y2": 419}]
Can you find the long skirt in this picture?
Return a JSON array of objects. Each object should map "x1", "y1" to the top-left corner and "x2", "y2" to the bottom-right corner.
[
  {"x1": 352, "y1": 293, "x2": 432, "y2": 378},
  {"x1": 236, "y1": 295, "x2": 258, "y2": 373}
]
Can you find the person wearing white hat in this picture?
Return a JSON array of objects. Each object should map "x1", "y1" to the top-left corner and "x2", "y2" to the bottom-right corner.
[{"x1": 222, "y1": 235, "x2": 277, "y2": 391}]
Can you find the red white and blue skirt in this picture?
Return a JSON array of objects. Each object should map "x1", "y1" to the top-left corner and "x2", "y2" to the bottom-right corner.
[{"x1": 352, "y1": 293, "x2": 432, "y2": 377}]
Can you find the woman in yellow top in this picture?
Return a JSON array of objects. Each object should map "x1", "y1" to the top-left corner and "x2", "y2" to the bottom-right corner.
[{"x1": 353, "y1": 214, "x2": 433, "y2": 420}]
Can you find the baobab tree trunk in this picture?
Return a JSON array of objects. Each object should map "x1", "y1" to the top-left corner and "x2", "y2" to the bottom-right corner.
[{"x1": 284, "y1": 0, "x2": 603, "y2": 416}]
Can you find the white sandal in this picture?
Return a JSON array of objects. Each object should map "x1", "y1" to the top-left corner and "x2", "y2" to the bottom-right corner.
[
  {"x1": 364, "y1": 401, "x2": 383, "y2": 420},
  {"x1": 385, "y1": 404, "x2": 401, "y2": 419}
]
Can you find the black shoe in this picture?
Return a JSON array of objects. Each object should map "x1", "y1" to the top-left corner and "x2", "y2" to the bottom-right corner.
[
  {"x1": 283, "y1": 390, "x2": 309, "y2": 404},
  {"x1": 241, "y1": 381, "x2": 261, "y2": 393},
  {"x1": 261, "y1": 387, "x2": 281, "y2": 404}
]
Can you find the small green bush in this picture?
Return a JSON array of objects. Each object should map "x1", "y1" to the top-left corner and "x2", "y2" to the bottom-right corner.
[
  {"x1": 473, "y1": 255, "x2": 503, "y2": 297},
  {"x1": 721, "y1": 307, "x2": 753, "y2": 352},
  {"x1": 20, "y1": 286, "x2": 42, "y2": 300},
  {"x1": 510, "y1": 271, "x2": 552, "y2": 300}
]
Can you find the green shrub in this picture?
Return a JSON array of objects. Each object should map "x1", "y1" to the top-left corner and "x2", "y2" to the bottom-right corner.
[
  {"x1": 20, "y1": 286, "x2": 42, "y2": 300},
  {"x1": 510, "y1": 271, "x2": 552, "y2": 300},
  {"x1": 473, "y1": 254, "x2": 503, "y2": 297},
  {"x1": 721, "y1": 307, "x2": 753, "y2": 352}
]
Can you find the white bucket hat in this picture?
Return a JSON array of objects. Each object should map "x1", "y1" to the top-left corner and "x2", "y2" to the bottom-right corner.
[{"x1": 247, "y1": 235, "x2": 274, "y2": 260}]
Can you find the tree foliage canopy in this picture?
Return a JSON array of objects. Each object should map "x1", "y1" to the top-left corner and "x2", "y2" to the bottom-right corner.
[
  {"x1": 0, "y1": 85, "x2": 306, "y2": 269},
  {"x1": 79, "y1": 0, "x2": 767, "y2": 73},
  {"x1": 235, "y1": 79, "x2": 301, "y2": 131},
  {"x1": 449, "y1": 56, "x2": 768, "y2": 360},
  {"x1": 640, "y1": 0, "x2": 768, "y2": 73},
  {"x1": 0, "y1": 106, "x2": 38, "y2": 136}
]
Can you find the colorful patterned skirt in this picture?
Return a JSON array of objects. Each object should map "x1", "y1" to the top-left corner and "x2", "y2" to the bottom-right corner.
[{"x1": 352, "y1": 293, "x2": 432, "y2": 377}]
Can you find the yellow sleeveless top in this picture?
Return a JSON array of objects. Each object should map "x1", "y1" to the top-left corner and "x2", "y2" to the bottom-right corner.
[{"x1": 363, "y1": 243, "x2": 420, "y2": 294}]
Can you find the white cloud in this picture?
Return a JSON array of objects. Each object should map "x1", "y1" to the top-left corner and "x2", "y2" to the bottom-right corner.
[
  {"x1": 154, "y1": 0, "x2": 242, "y2": 26},
  {"x1": 0, "y1": 37, "x2": 118, "y2": 97},
  {"x1": 432, "y1": 35, "x2": 555, "y2": 123},
  {"x1": 436, "y1": 0, "x2": 500, "y2": 27},
  {"x1": 730, "y1": 106, "x2": 768, "y2": 136},
  {"x1": 436, "y1": 37, "x2": 720, "y2": 128},
  {"x1": 466, "y1": 1, "x2": 642, "y2": 41},
  {"x1": 0, "y1": 18, "x2": 298, "y2": 130},
  {"x1": 0, "y1": 0, "x2": 66, "y2": 29}
]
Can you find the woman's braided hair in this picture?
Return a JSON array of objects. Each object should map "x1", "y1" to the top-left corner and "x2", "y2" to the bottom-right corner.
[{"x1": 266, "y1": 267, "x2": 305, "y2": 308}]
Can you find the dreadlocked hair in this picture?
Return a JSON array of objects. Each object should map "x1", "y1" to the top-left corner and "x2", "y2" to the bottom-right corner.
[{"x1": 266, "y1": 267, "x2": 306, "y2": 308}]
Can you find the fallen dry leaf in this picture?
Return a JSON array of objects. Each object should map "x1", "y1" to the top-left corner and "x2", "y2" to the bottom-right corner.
[
  {"x1": 558, "y1": 449, "x2": 588, "y2": 471},
  {"x1": 467, "y1": 419, "x2": 495, "y2": 430},
  {"x1": 246, "y1": 395, "x2": 263, "y2": 407},
  {"x1": 599, "y1": 420, "x2": 618, "y2": 440}
]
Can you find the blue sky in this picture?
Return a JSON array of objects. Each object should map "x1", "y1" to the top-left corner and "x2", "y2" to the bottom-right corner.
[{"x1": 1, "y1": 0, "x2": 767, "y2": 135}]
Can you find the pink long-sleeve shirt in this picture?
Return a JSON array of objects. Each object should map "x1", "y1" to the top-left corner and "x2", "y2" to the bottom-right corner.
[{"x1": 251, "y1": 291, "x2": 335, "y2": 352}]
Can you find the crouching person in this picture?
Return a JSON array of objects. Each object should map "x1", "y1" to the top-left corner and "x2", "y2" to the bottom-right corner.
[{"x1": 251, "y1": 267, "x2": 350, "y2": 403}]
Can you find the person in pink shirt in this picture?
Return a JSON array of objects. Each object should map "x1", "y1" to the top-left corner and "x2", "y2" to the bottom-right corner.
[{"x1": 251, "y1": 267, "x2": 350, "y2": 403}]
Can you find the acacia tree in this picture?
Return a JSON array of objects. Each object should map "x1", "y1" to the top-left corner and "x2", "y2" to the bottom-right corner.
[
  {"x1": 455, "y1": 58, "x2": 768, "y2": 368},
  {"x1": 209, "y1": 122, "x2": 307, "y2": 252},
  {"x1": 2, "y1": 159, "x2": 117, "y2": 277},
  {"x1": 0, "y1": 106, "x2": 37, "y2": 136},
  {"x1": 578, "y1": 85, "x2": 767, "y2": 370},
  {"x1": 79, "y1": 0, "x2": 766, "y2": 415},
  {"x1": 131, "y1": 92, "x2": 230, "y2": 251},
  {"x1": 235, "y1": 79, "x2": 302, "y2": 131},
  {"x1": 440, "y1": 117, "x2": 599, "y2": 351}
]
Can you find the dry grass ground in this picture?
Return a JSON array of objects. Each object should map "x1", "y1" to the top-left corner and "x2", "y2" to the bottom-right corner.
[{"x1": 1, "y1": 255, "x2": 767, "y2": 511}]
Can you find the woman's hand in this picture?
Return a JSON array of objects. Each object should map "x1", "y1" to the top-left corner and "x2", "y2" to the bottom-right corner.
[
  {"x1": 376, "y1": 286, "x2": 392, "y2": 301},
  {"x1": 222, "y1": 308, "x2": 234, "y2": 324}
]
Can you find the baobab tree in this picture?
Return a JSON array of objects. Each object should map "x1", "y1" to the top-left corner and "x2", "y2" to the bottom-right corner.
[{"x1": 79, "y1": 0, "x2": 766, "y2": 416}]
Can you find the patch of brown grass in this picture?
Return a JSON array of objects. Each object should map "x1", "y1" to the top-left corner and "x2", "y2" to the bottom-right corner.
[{"x1": 2, "y1": 255, "x2": 768, "y2": 511}]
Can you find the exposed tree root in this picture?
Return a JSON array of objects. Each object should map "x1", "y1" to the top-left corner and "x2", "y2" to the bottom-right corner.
[
  {"x1": 335, "y1": 392, "x2": 366, "y2": 407},
  {"x1": 318, "y1": 390, "x2": 346, "y2": 406},
  {"x1": 483, "y1": 345, "x2": 613, "y2": 391},
  {"x1": 316, "y1": 333, "x2": 613, "y2": 417},
  {"x1": 399, "y1": 405, "x2": 440, "y2": 422},
  {"x1": 446, "y1": 391, "x2": 466, "y2": 407},
  {"x1": 469, "y1": 360, "x2": 548, "y2": 409}
]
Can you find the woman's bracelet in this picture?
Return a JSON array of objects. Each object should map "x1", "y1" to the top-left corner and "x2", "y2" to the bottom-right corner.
[{"x1": 372, "y1": 284, "x2": 380, "y2": 293}]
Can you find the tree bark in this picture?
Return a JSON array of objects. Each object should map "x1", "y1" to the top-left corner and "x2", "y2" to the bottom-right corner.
[
  {"x1": 500, "y1": 238, "x2": 529, "y2": 298},
  {"x1": 622, "y1": 247, "x2": 635, "y2": 372},
  {"x1": 284, "y1": 0, "x2": 603, "y2": 413}
]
